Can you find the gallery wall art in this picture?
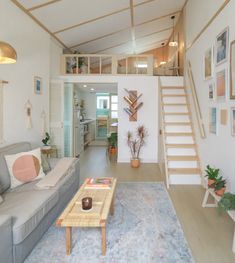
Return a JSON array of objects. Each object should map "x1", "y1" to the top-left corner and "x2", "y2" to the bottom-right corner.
[
  {"x1": 230, "y1": 40, "x2": 235, "y2": 99},
  {"x1": 204, "y1": 47, "x2": 213, "y2": 80},
  {"x1": 209, "y1": 107, "x2": 218, "y2": 135},
  {"x1": 216, "y1": 68, "x2": 227, "y2": 101},
  {"x1": 215, "y1": 27, "x2": 229, "y2": 66}
]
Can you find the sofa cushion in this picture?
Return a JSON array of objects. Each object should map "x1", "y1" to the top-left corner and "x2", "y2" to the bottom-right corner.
[
  {"x1": 5, "y1": 148, "x2": 45, "y2": 189},
  {"x1": 0, "y1": 142, "x2": 31, "y2": 194},
  {"x1": 0, "y1": 182, "x2": 58, "y2": 244}
]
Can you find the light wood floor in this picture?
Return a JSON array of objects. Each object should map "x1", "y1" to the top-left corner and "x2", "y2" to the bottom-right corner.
[{"x1": 79, "y1": 146, "x2": 235, "y2": 263}]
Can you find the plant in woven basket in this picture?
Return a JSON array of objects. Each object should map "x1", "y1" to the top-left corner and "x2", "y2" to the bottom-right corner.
[
  {"x1": 218, "y1": 192, "x2": 235, "y2": 213},
  {"x1": 205, "y1": 165, "x2": 220, "y2": 187},
  {"x1": 127, "y1": 125, "x2": 147, "y2": 168}
]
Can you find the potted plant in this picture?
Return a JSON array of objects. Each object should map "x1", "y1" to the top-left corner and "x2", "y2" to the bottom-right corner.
[
  {"x1": 214, "y1": 177, "x2": 226, "y2": 196},
  {"x1": 127, "y1": 125, "x2": 147, "y2": 168},
  {"x1": 108, "y1": 133, "x2": 118, "y2": 155},
  {"x1": 204, "y1": 165, "x2": 220, "y2": 187},
  {"x1": 218, "y1": 192, "x2": 235, "y2": 212},
  {"x1": 72, "y1": 50, "x2": 85, "y2": 74},
  {"x1": 42, "y1": 132, "x2": 51, "y2": 149}
]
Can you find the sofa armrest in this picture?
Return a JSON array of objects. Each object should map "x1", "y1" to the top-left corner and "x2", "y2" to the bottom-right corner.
[{"x1": 0, "y1": 215, "x2": 13, "y2": 263}]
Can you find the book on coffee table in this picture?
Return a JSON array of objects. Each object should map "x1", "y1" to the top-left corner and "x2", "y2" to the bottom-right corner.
[{"x1": 84, "y1": 177, "x2": 113, "y2": 189}]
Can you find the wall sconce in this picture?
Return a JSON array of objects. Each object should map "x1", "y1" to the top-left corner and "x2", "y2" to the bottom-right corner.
[{"x1": 0, "y1": 41, "x2": 17, "y2": 64}]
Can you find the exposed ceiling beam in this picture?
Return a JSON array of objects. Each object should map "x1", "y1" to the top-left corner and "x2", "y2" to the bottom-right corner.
[
  {"x1": 93, "y1": 27, "x2": 172, "y2": 54},
  {"x1": 28, "y1": 0, "x2": 61, "y2": 12},
  {"x1": 130, "y1": 0, "x2": 136, "y2": 54},
  {"x1": 11, "y1": 0, "x2": 68, "y2": 49},
  {"x1": 69, "y1": 11, "x2": 179, "y2": 49}
]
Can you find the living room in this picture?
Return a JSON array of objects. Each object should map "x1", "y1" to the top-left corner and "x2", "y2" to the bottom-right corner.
[{"x1": 1, "y1": 0, "x2": 235, "y2": 262}]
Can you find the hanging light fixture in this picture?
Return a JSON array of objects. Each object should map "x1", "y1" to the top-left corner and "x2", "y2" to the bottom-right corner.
[
  {"x1": 0, "y1": 41, "x2": 17, "y2": 64},
  {"x1": 169, "y1": 15, "x2": 178, "y2": 47},
  {"x1": 159, "y1": 43, "x2": 166, "y2": 65}
]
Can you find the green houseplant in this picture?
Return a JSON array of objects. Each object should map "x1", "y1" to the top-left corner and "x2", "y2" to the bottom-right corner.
[
  {"x1": 205, "y1": 165, "x2": 220, "y2": 187},
  {"x1": 127, "y1": 125, "x2": 147, "y2": 168},
  {"x1": 108, "y1": 133, "x2": 118, "y2": 155},
  {"x1": 42, "y1": 132, "x2": 50, "y2": 149},
  {"x1": 218, "y1": 192, "x2": 235, "y2": 212},
  {"x1": 214, "y1": 177, "x2": 226, "y2": 196}
]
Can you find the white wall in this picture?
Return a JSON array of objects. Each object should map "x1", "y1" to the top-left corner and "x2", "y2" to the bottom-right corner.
[
  {"x1": 61, "y1": 75, "x2": 158, "y2": 163},
  {"x1": 185, "y1": 0, "x2": 235, "y2": 191},
  {"x1": 0, "y1": 1, "x2": 62, "y2": 147}
]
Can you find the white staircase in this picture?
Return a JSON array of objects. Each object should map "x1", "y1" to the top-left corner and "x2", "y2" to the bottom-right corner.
[{"x1": 160, "y1": 78, "x2": 202, "y2": 188}]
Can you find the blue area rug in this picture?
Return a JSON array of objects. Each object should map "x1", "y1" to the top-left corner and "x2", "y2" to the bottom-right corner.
[{"x1": 25, "y1": 182, "x2": 194, "y2": 263}]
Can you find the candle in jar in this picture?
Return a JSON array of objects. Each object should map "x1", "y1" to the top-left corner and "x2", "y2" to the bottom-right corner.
[{"x1": 82, "y1": 197, "x2": 92, "y2": 210}]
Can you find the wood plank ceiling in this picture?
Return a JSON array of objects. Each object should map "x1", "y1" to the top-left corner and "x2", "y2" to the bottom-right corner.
[{"x1": 11, "y1": 0, "x2": 187, "y2": 54}]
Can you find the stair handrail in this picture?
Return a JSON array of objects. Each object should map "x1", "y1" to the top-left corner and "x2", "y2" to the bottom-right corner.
[{"x1": 186, "y1": 61, "x2": 206, "y2": 139}]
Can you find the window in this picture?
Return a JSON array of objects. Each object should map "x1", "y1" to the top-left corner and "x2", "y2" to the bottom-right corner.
[
  {"x1": 0, "y1": 83, "x2": 3, "y2": 143},
  {"x1": 97, "y1": 95, "x2": 110, "y2": 109},
  {"x1": 111, "y1": 95, "x2": 118, "y2": 119}
]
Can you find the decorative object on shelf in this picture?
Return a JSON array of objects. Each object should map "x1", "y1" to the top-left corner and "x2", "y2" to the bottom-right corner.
[
  {"x1": 204, "y1": 165, "x2": 220, "y2": 187},
  {"x1": 214, "y1": 177, "x2": 226, "y2": 196},
  {"x1": 127, "y1": 125, "x2": 147, "y2": 168},
  {"x1": 230, "y1": 40, "x2": 235, "y2": 99},
  {"x1": 0, "y1": 41, "x2": 17, "y2": 64},
  {"x1": 208, "y1": 82, "x2": 215, "y2": 100},
  {"x1": 215, "y1": 27, "x2": 229, "y2": 66},
  {"x1": 204, "y1": 46, "x2": 213, "y2": 80},
  {"x1": 42, "y1": 132, "x2": 51, "y2": 149},
  {"x1": 123, "y1": 88, "x2": 143, "y2": 121},
  {"x1": 231, "y1": 107, "x2": 235, "y2": 136},
  {"x1": 218, "y1": 192, "x2": 235, "y2": 212},
  {"x1": 169, "y1": 15, "x2": 178, "y2": 47},
  {"x1": 220, "y1": 109, "x2": 227, "y2": 125},
  {"x1": 34, "y1": 76, "x2": 42, "y2": 95},
  {"x1": 25, "y1": 100, "x2": 32, "y2": 129}
]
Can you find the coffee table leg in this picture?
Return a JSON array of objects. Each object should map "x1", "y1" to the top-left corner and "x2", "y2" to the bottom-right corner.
[
  {"x1": 110, "y1": 196, "x2": 115, "y2": 216},
  {"x1": 101, "y1": 226, "x2": 106, "y2": 256},
  {"x1": 66, "y1": 227, "x2": 72, "y2": 255}
]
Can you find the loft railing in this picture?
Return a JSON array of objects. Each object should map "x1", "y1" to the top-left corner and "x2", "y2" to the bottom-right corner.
[
  {"x1": 186, "y1": 60, "x2": 206, "y2": 139},
  {"x1": 61, "y1": 54, "x2": 154, "y2": 76}
]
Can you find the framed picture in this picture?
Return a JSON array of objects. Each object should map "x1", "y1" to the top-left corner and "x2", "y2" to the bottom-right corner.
[
  {"x1": 215, "y1": 27, "x2": 229, "y2": 65},
  {"x1": 208, "y1": 82, "x2": 215, "y2": 100},
  {"x1": 204, "y1": 47, "x2": 213, "y2": 79},
  {"x1": 216, "y1": 68, "x2": 227, "y2": 101},
  {"x1": 34, "y1": 76, "x2": 42, "y2": 95},
  {"x1": 231, "y1": 107, "x2": 235, "y2": 136},
  {"x1": 230, "y1": 40, "x2": 235, "y2": 99},
  {"x1": 209, "y1": 107, "x2": 218, "y2": 135}
]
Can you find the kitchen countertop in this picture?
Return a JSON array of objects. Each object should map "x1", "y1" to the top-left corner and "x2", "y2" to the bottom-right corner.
[{"x1": 80, "y1": 119, "x2": 95, "y2": 124}]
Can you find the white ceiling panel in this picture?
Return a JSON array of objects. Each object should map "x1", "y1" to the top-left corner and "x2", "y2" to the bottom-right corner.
[
  {"x1": 31, "y1": 0, "x2": 129, "y2": 32},
  {"x1": 134, "y1": 0, "x2": 185, "y2": 25},
  {"x1": 57, "y1": 10, "x2": 131, "y2": 47},
  {"x1": 75, "y1": 83, "x2": 117, "y2": 93},
  {"x1": 16, "y1": 0, "x2": 55, "y2": 9},
  {"x1": 133, "y1": 0, "x2": 151, "y2": 5},
  {"x1": 135, "y1": 13, "x2": 179, "y2": 38},
  {"x1": 75, "y1": 29, "x2": 132, "y2": 54},
  {"x1": 136, "y1": 41, "x2": 166, "y2": 53},
  {"x1": 97, "y1": 43, "x2": 133, "y2": 54},
  {"x1": 136, "y1": 28, "x2": 172, "y2": 46}
]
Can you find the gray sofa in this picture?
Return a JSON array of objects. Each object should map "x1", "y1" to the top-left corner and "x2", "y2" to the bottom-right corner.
[{"x1": 0, "y1": 142, "x2": 80, "y2": 263}]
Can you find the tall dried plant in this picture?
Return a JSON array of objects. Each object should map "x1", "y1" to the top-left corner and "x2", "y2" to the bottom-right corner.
[{"x1": 127, "y1": 125, "x2": 147, "y2": 159}]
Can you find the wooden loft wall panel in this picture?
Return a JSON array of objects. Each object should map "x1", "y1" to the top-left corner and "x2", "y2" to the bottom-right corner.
[{"x1": 142, "y1": 45, "x2": 169, "y2": 68}]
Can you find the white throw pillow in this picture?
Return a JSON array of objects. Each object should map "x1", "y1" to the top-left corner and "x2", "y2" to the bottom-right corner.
[
  {"x1": 5, "y1": 148, "x2": 45, "y2": 189},
  {"x1": 0, "y1": 195, "x2": 3, "y2": 204}
]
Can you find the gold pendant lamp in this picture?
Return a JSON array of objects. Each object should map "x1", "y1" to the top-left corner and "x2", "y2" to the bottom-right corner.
[{"x1": 0, "y1": 41, "x2": 17, "y2": 64}]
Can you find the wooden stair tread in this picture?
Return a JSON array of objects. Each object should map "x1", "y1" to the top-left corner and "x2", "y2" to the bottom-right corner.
[
  {"x1": 164, "y1": 122, "x2": 191, "y2": 126},
  {"x1": 165, "y1": 132, "x2": 193, "y2": 136},
  {"x1": 163, "y1": 103, "x2": 187, "y2": 106},
  {"x1": 164, "y1": 112, "x2": 189, "y2": 115},
  {"x1": 162, "y1": 94, "x2": 186, "y2": 97},
  {"x1": 161, "y1": 86, "x2": 185, "y2": 90},
  {"x1": 168, "y1": 168, "x2": 201, "y2": 174},
  {"x1": 166, "y1": 144, "x2": 196, "y2": 148},
  {"x1": 167, "y1": 156, "x2": 198, "y2": 161}
]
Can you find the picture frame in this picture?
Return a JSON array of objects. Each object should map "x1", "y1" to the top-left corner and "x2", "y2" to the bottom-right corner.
[
  {"x1": 215, "y1": 27, "x2": 229, "y2": 66},
  {"x1": 208, "y1": 82, "x2": 215, "y2": 100},
  {"x1": 231, "y1": 107, "x2": 235, "y2": 136},
  {"x1": 204, "y1": 46, "x2": 213, "y2": 80},
  {"x1": 34, "y1": 76, "x2": 42, "y2": 95},
  {"x1": 209, "y1": 107, "x2": 218, "y2": 135},
  {"x1": 230, "y1": 40, "x2": 235, "y2": 99},
  {"x1": 216, "y1": 68, "x2": 227, "y2": 101}
]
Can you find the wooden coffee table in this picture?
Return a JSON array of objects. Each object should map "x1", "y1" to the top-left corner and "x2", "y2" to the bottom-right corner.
[{"x1": 56, "y1": 178, "x2": 117, "y2": 256}]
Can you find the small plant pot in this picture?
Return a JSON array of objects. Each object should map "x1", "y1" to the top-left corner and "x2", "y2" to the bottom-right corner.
[
  {"x1": 42, "y1": 145, "x2": 51, "y2": 150},
  {"x1": 208, "y1": 179, "x2": 216, "y2": 188},
  {"x1": 130, "y1": 158, "x2": 140, "y2": 168},
  {"x1": 215, "y1": 187, "x2": 226, "y2": 196},
  {"x1": 109, "y1": 147, "x2": 117, "y2": 155}
]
